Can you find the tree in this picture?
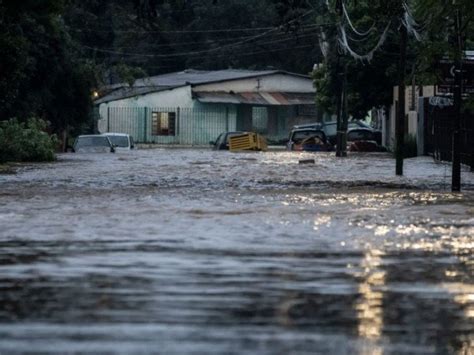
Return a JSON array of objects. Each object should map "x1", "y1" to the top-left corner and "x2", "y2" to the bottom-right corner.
[
  {"x1": 0, "y1": 0, "x2": 97, "y2": 136},
  {"x1": 64, "y1": 0, "x2": 322, "y2": 81},
  {"x1": 312, "y1": 0, "x2": 412, "y2": 120},
  {"x1": 413, "y1": 0, "x2": 473, "y2": 190}
]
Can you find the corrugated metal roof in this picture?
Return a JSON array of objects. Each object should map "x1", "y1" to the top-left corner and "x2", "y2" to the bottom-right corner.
[
  {"x1": 194, "y1": 91, "x2": 316, "y2": 106},
  {"x1": 95, "y1": 69, "x2": 312, "y2": 104},
  {"x1": 134, "y1": 69, "x2": 282, "y2": 87}
]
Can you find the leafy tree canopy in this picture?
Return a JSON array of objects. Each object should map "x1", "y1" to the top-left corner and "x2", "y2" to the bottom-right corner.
[
  {"x1": 312, "y1": 0, "x2": 473, "y2": 119},
  {"x1": 0, "y1": 0, "x2": 96, "y2": 133}
]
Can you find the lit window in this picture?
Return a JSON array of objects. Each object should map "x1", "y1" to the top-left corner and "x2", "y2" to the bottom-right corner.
[{"x1": 152, "y1": 112, "x2": 176, "y2": 136}]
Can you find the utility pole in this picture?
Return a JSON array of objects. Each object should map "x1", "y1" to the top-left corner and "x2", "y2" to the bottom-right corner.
[
  {"x1": 335, "y1": 65, "x2": 348, "y2": 157},
  {"x1": 336, "y1": 64, "x2": 348, "y2": 157},
  {"x1": 335, "y1": 56, "x2": 344, "y2": 157},
  {"x1": 341, "y1": 64, "x2": 348, "y2": 156},
  {"x1": 396, "y1": 18, "x2": 407, "y2": 176},
  {"x1": 335, "y1": 0, "x2": 345, "y2": 158},
  {"x1": 451, "y1": 6, "x2": 463, "y2": 191}
]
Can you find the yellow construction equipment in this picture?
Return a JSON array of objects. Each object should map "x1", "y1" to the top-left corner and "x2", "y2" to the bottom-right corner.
[{"x1": 229, "y1": 132, "x2": 268, "y2": 152}]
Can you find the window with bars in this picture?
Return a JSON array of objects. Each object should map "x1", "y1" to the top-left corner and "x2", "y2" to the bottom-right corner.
[{"x1": 152, "y1": 112, "x2": 176, "y2": 136}]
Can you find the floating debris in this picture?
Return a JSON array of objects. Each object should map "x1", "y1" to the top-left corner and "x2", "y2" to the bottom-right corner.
[{"x1": 299, "y1": 159, "x2": 315, "y2": 164}]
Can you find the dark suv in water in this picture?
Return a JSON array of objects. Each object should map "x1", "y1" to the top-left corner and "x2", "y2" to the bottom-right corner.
[
  {"x1": 291, "y1": 121, "x2": 381, "y2": 145},
  {"x1": 322, "y1": 121, "x2": 382, "y2": 146},
  {"x1": 287, "y1": 128, "x2": 333, "y2": 151}
]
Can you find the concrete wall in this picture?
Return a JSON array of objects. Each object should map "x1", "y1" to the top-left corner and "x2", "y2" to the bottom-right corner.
[
  {"x1": 98, "y1": 102, "x2": 238, "y2": 145},
  {"x1": 392, "y1": 85, "x2": 436, "y2": 114},
  {"x1": 193, "y1": 74, "x2": 315, "y2": 93},
  {"x1": 386, "y1": 85, "x2": 437, "y2": 152}
]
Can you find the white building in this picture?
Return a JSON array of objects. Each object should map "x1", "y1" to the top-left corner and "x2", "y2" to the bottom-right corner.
[
  {"x1": 95, "y1": 69, "x2": 319, "y2": 145},
  {"x1": 382, "y1": 85, "x2": 437, "y2": 150}
]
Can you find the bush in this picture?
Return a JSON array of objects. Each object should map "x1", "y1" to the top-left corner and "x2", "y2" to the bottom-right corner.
[
  {"x1": 392, "y1": 134, "x2": 418, "y2": 159},
  {"x1": 403, "y1": 134, "x2": 418, "y2": 158},
  {"x1": 0, "y1": 118, "x2": 57, "y2": 163}
]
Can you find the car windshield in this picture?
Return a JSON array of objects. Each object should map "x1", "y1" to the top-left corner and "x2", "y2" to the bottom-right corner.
[
  {"x1": 292, "y1": 131, "x2": 325, "y2": 143},
  {"x1": 107, "y1": 136, "x2": 129, "y2": 147},
  {"x1": 75, "y1": 136, "x2": 110, "y2": 148}
]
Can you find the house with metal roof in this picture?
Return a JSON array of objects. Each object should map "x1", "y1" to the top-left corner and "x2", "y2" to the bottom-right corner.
[{"x1": 95, "y1": 69, "x2": 319, "y2": 145}]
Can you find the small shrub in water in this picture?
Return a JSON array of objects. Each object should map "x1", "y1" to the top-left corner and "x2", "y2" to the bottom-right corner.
[
  {"x1": 403, "y1": 134, "x2": 417, "y2": 158},
  {"x1": 392, "y1": 134, "x2": 418, "y2": 159},
  {"x1": 0, "y1": 118, "x2": 57, "y2": 163}
]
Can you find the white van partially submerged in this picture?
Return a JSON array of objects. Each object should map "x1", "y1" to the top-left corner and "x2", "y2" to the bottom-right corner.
[
  {"x1": 73, "y1": 135, "x2": 115, "y2": 153},
  {"x1": 103, "y1": 133, "x2": 135, "y2": 151}
]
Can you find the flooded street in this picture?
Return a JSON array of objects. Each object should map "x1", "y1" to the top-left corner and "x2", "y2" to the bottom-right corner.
[{"x1": 0, "y1": 149, "x2": 473, "y2": 354}]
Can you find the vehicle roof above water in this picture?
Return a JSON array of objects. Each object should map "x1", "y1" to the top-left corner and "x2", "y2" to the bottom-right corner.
[
  {"x1": 323, "y1": 120, "x2": 372, "y2": 128},
  {"x1": 103, "y1": 132, "x2": 132, "y2": 137},
  {"x1": 289, "y1": 128, "x2": 327, "y2": 139},
  {"x1": 347, "y1": 127, "x2": 373, "y2": 131},
  {"x1": 292, "y1": 122, "x2": 322, "y2": 129},
  {"x1": 74, "y1": 135, "x2": 112, "y2": 148},
  {"x1": 76, "y1": 134, "x2": 108, "y2": 138},
  {"x1": 290, "y1": 128, "x2": 325, "y2": 133},
  {"x1": 223, "y1": 131, "x2": 247, "y2": 135}
]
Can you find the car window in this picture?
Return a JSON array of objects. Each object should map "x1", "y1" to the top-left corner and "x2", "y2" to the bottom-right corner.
[
  {"x1": 75, "y1": 136, "x2": 111, "y2": 148},
  {"x1": 107, "y1": 136, "x2": 129, "y2": 147}
]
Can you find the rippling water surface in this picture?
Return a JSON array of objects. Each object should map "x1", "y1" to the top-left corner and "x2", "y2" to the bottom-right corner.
[{"x1": 0, "y1": 150, "x2": 473, "y2": 354}]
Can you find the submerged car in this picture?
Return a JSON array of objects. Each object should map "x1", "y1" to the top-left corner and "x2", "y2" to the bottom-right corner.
[
  {"x1": 347, "y1": 128, "x2": 385, "y2": 152},
  {"x1": 210, "y1": 131, "x2": 247, "y2": 150},
  {"x1": 322, "y1": 120, "x2": 381, "y2": 145},
  {"x1": 103, "y1": 133, "x2": 135, "y2": 151},
  {"x1": 287, "y1": 128, "x2": 333, "y2": 151},
  {"x1": 73, "y1": 135, "x2": 115, "y2": 153}
]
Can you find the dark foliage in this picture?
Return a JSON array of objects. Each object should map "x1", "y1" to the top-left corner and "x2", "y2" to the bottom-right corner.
[
  {"x1": 0, "y1": 0, "x2": 96, "y2": 134},
  {"x1": 0, "y1": 118, "x2": 57, "y2": 163},
  {"x1": 63, "y1": 0, "x2": 323, "y2": 82}
]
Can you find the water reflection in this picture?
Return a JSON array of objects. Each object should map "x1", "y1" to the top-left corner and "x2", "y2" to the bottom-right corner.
[
  {"x1": 355, "y1": 249, "x2": 385, "y2": 341},
  {"x1": 0, "y1": 151, "x2": 473, "y2": 353}
]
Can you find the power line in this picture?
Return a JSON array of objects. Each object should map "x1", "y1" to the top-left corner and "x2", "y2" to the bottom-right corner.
[
  {"x1": 82, "y1": 39, "x2": 318, "y2": 66},
  {"x1": 197, "y1": 44, "x2": 317, "y2": 59},
  {"x1": 82, "y1": 27, "x2": 321, "y2": 52},
  {"x1": 68, "y1": 7, "x2": 318, "y2": 38},
  {"x1": 79, "y1": 9, "x2": 319, "y2": 59},
  {"x1": 69, "y1": 23, "x2": 323, "y2": 35},
  {"x1": 114, "y1": 43, "x2": 318, "y2": 64},
  {"x1": 103, "y1": 27, "x2": 320, "y2": 49},
  {"x1": 81, "y1": 31, "x2": 318, "y2": 58},
  {"x1": 77, "y1": 9, "x2": 320, "y2": 67}
]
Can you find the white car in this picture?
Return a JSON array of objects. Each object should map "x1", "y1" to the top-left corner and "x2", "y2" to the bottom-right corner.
[
  {"x1": 73, "y1": 135, "x2": 115, "y2": 153},
  {"x1": 103, "y1": 133, "x2": 135, "y2": 151}
]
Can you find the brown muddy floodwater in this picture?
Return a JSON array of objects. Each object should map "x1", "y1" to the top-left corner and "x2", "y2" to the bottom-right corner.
[{"x1": 0, "y1": 149, "x2": 473, "y2": 354}]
